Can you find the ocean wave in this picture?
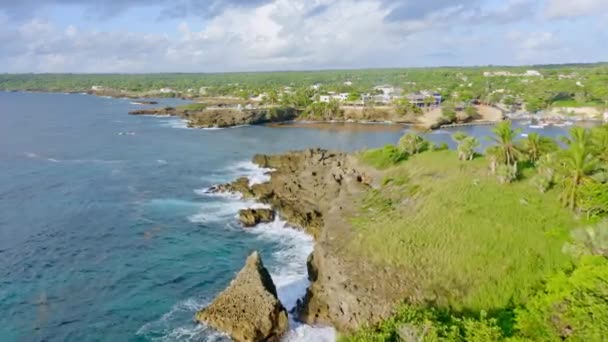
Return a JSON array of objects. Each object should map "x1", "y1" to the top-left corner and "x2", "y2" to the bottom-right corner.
[
  {"x1": 245, "y1": 218, "x2": 336, "y2": 341},
  {"x1": 187, "y1": 197, "x2": 269, "y2": 224},
  {"x1": 230, "y1": 161, "x2": 275, "y2": 186},
  {"x1": 148, "y1": 161, "x2": 335, "y2": 341},
  {"x1": 160, "y1": 118, "x2": 191, "y2": 129},
  {"x1": 136, "y1": 297, "x2": 230, "y2": 342}
]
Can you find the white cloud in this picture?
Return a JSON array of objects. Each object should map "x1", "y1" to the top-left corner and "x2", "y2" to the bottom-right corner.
[
  {"x1": 0, "y1": 0, "x2": 605, "y2": 72},
  {"x1": 545, "y1": 0, "x2": 608, "y2": 18}
]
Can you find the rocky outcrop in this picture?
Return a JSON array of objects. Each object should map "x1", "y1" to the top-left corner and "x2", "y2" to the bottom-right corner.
[
  {"x1": 186, "y1": 107, "x2": 298, "y2": 128},
  {"x1": 196, "y1": 252, "x2": 289, "y2": 342},
  {"x1": 130, "y1": 105, "x2": 299, "y2": 128},
  {"x1": 206, "y1": 177, "x2": 255, "y2": 197},
  {"x1": 238, "y1": 208, "x2": 276, "y2": 227},
  {"x1": 207, "y1": 149, "x2": 409, "y2": 333}
]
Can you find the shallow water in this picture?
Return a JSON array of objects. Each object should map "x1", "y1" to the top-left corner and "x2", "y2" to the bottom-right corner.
[{"x1": 0, "y1": 92, "x2": 582, "y2": 341}]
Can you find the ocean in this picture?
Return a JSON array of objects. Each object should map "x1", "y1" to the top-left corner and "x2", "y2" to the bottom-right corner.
[{"x1": 0, "y1": 91, "x2": 582, "y2": 341}]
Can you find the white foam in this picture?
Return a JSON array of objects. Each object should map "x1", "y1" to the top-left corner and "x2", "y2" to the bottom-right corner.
[
  {"x1": 246, "y1": 218, "x2": 337, "y2": 341},
  {"x1": 157, "y1": 159, "x2": 168, "y2": 165},
  {"x1": 160, "y1": 118, "x2": 191, "y2": 129},
  {"x1": 187, "y1": 197, "x2": 269, "y2": 224},
  {"x1": 230, "y1": 161, "x2": 275, "y2": 186},
  {"x1": 137, "y1": 297, "x2": 230, "y2": 342}
]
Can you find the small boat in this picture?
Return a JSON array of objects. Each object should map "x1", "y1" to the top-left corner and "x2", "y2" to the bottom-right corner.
[
  {"x1": 529, "y1": 124, "x2": 546, "y2": 129},
  {"x1": 520, "y1": 133, "x2": 528, "y2": 137}
]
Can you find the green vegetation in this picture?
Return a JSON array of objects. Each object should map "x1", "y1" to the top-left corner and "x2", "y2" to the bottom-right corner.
[
  {"x1": 178, "y1": 103, "x2": 207, "y2": 111},
  {"x1": 359, "y1": 145, "x2": 408, "y2": 170},
  {"x1": 354, "y1": 149, "x2": 578, "y2": 311},
  {"x1": 2, "y1": 63, "x2": 608, "y2": 111},
  {"x1": 345, "y1": 125, "x2": 608, "y2": 341}
]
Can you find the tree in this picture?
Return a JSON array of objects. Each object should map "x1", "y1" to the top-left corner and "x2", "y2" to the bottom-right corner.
[
  {"x1": 442, "y1": 101, "x2": 457, "y2": 122},
  {"x1": 521, "y1": 133, "x2": 558, "y2": 164},
  {"x1": 515, "y1": 257, "x2": 608, "y2": 341},
  {"x1": 563, "y1": 221, "x2": 608, "y2": 258},
  {"x1": 452, "y1": 132, "x2": 479, "y2": 161},
  {"x1": 423, "y1": 96, "x2": 436, "y2": 110},
  {"x1": 557, "y1": 127, "x2": 600, "y2": 211},
  {"x1": 488, "y1": 121, "x2": 522, "y2": 169},
  {"x1": 399, "y1": 133, "x2": 427, "y2": 155},
  {"x1": 591, "y1": 125, "x2": 608, "y2": 163}
]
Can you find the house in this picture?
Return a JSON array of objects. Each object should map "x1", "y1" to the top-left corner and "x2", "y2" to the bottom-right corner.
[
  {"x1": 343, "y1": 81, "x2": 353, "y2": 86},
  {"x1": 374, "y1": 85, "x2": 395, "y2": 96},
  {"x1": 604, "y1": 111, "x2": 608, "y2": 123},
  {"x1": 483, "y1": 71, "x2": 513, "y2": 77},
  {"x1": 310, "y1": 83, "x2": 321, "y2": 90},
  {"x1": 319, "y1": 95, "x2": 331, "y2": 103},
  {"x1": 91, "y1": 85, "x2": 105, "y2": 91},
  {"x1": 159, "y1": 88, "x2": 176, "y2": 94},
  {"x1": 199, "y1": 87, "x2": 209, "y2": 95},
  {"x1": 406, "y1": 91, "x2": 442, "y2": 107}
]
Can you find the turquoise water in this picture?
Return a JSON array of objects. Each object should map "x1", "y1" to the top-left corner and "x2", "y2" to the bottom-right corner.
[{"x1": 0, "y1": 92, "x2": 582, "y2": 341}]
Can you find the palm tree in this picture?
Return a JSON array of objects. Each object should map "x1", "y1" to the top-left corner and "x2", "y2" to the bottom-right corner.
[
  {"x1": 488, "y1": 121, "x2": 522, "y2": 168},
  {"x1": 452, "y1": 132, "x2": 479, "y2": 161},
  {"x1": 591, "y1": 125, "x2": 608, "y2": 163},
  {"x1": 522, "y1": 133, "x2": 558, "y2": 164},
  {"x1": 562, "y1": 221, "x2": 608, "y2": 258},
  {"x1": 557, "y1": 127, "x2": 600, "y2": 211},
  {"x1": 399, "y1": 133, "x2": 427, "y2": 155}
]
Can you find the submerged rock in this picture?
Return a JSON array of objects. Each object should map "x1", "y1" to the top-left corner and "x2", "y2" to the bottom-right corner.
[
  {"x1": 195, "y1": 252, "x2": 289, "y2": 342},
  {"x1": 238, "y1": 208, "x2": 276, "y2": 227}
]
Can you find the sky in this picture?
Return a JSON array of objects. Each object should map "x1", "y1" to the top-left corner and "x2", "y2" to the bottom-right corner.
[{"x1": 0, "y1": 0, "x2": 606, "y2": 73}]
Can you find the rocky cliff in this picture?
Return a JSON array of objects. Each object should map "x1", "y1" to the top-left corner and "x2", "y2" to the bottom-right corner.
[
  {"x1": 212, "y1": 149, "x2": 411, "y2": 332},
  {"x1": 129, "y1": 106, "x2": 298, "y2": 128},
  {"x1": 196, "y1": 252, "x2": 289, "y2": 342}
]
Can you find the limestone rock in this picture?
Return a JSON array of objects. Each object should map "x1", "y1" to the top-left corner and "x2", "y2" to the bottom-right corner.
[
  {"x1": 195, "y1": 252, "x2": 289, "y2": 342},
  {"x1": 238, "y1": 208, "x2": 276, "y2": 227}
]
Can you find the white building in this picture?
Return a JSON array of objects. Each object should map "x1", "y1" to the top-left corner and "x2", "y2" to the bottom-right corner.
[
  {"x1": 91, "y1": 85, "x2": 105, "y2": 91},
  {"x1": 319, "y1": 95, "x2": 331, "y2": 103},
  {"x1": 159, "y1": 88, "x2": 176, "y2": 94},
  {"x1": 374, "y1": 85, "x2": 395, "y2": 96},
  {"x1": 604, "y1": 111, "x2": 608, "y2": 123},
  {"x1": 310, "y1": 83, "x2": 321, "y2": 90},
  {"x1": 343, "y1": 81, "x2": 353, "y2": 86},
  {"x1": 524, "y1": 70, "x2": 542, "y2": 77}
]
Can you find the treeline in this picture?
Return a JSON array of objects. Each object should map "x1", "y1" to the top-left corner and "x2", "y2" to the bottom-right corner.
[{"x1": 1, "y1": 63, "x2": 608, "y2": 111}]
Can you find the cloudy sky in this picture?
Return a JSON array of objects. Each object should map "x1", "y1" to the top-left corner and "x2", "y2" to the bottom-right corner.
[{"x1": 0, "y1": 0, "x2": 606, "y2": 73}]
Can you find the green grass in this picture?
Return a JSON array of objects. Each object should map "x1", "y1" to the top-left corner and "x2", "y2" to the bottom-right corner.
[
  {"x1": 351, "y1": 150, "x2": 582, "y2": 312},
  {"x1": 178, "y1": 103, "x2": 207, "y2": 111},
  {"x1": 552, "y1": 99, "x2": 603, "y2": 108},
  {"x1": 359, "y1": 145, "x2": 408, "y2": 169}
]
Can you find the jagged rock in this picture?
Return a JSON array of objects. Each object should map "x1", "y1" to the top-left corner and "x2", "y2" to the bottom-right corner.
[
  {"x1": 206, "y1": 177, "x2": 255, "y2": 198},
  {"x1": 195, "y1": 252, "x2": 289, "y2": 342},
  {"x1": 239, "y1": 208, "x2": 276, "y2": 227}
]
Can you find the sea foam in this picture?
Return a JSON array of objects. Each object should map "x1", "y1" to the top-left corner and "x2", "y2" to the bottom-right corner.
[{"x1": 144, "y1": 161, "x2": 335, "y2": 341}]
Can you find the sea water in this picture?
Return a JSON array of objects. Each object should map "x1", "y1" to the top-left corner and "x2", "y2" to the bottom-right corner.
[{"x1": 0, "y1": 92, "x2": 579, "y2": 341}]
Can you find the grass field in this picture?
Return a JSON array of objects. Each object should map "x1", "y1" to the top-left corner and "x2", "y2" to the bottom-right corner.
[
  {"x1": 552, "y1": 99, "x2": 603, "y2": 108},
  {"x1": 351, "y1": 149, "x2": 582, "y2": 312}
]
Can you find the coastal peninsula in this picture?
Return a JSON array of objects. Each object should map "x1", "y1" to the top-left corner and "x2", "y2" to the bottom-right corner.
[{"x1": 198, "y1": 122, "x2": 608, "y2": 341}]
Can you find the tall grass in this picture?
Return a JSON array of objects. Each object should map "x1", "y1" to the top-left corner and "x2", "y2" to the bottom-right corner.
[{"x1": 351, "y1": 150, "x2": 581, "y2": 312}]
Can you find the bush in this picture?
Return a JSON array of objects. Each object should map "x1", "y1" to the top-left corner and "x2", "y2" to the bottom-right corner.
[
  {"x1": 515, "y1": 257, "x2": 608, "y2": 341},
  {"x1": 360, "y1": 145, "x2": 408, "y2": 169}
]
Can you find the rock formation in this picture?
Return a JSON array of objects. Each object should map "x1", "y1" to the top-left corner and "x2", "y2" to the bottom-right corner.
[
  {"x1": 195, "y1": 252, "x2": 289, "y2": 342},
  {"x1": 238, "y1": 209, "x2": 276, "y2": 227}
]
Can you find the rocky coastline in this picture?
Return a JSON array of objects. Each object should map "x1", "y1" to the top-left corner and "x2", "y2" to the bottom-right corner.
[
  {"x1": 198, "y1": 149, "x2": 413, "y2": 340},
  {"x1": 129, "y1": 106, "x2": 299, "y2": 128}
]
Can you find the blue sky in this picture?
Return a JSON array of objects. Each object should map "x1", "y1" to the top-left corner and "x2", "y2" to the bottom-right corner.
[{"x1": 0, "y1": 0, "x2": 606, "y2": 72}]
